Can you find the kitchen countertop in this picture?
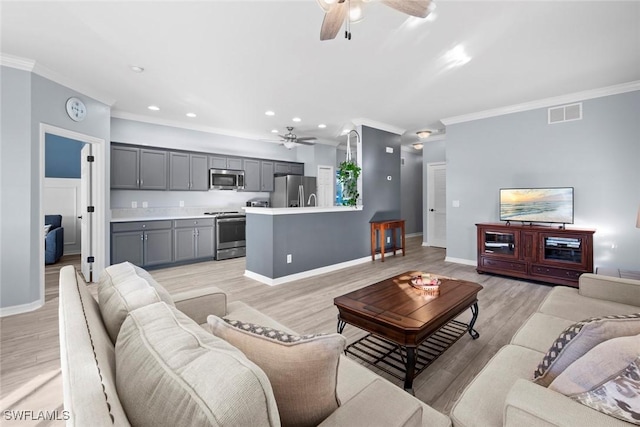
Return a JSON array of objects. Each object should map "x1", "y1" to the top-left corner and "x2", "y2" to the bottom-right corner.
[
  {"x1": 110, "y1": 215, "x2": 222, "y2": 223},
  {"x1": 244, "y1": 206, "x2": 363, "y2": 215}
]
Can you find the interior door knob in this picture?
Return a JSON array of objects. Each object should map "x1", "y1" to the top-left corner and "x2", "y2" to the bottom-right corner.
[
  {"x1": 77, "y1": 216, "x2": 83, "y2": 219},
  {"x1": 429, "y1": 209, "x2": 435, "y2": 212}
]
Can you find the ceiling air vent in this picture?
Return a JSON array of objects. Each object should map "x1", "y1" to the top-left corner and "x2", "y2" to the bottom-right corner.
[{"x1": 548, "y1": 102, "x2": 582, "y2": 124}]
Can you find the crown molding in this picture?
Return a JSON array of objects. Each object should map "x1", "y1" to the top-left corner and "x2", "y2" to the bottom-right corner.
[
  {"x1": 441, "y1": 80, "x2": 640, "y2": 126},
  {"x1": 352, "y1": 118, "x2": 405, "y2": 135},
  {"x1": 0, "y1": 53, "x2": 35, "y2": 71},
  {"x1": 111, "y1": 111, "x2": 269, "y2": 142},
  {"x1": 1, "y1": 53, "x2": 116, "y2": 106}
]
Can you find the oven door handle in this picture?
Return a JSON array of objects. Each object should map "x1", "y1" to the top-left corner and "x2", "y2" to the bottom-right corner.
[{"x1": 216, "y1": 217, "x2": 246, "y2": 223}]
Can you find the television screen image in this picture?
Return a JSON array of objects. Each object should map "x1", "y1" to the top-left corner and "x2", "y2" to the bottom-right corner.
[{"x1": 500, "y1": 187, "x2": 574, "y2": 224}]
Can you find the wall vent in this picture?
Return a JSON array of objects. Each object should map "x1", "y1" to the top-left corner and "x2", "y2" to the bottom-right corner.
[{"x1": 548, "y1": 102, "x2": 582, "y2": 124}]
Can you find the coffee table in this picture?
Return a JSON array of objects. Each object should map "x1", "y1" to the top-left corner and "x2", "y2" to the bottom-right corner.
[{"x1": 334, "y1": 271, "x2": 483, "y2": 392}]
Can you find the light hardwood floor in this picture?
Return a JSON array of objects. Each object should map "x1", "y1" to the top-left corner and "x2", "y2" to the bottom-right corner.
[{"x1": 0, "y1": 237, "x2": 553, "y2": 425}]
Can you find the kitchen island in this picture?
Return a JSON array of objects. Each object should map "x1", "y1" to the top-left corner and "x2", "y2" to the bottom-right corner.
[{"x1": 244, "y1": 206, "x2": 372, "y2": 285}]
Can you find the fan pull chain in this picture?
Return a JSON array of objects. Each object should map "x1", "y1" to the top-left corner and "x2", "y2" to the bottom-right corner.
[{"x1": 345, "y1": 0, "x2": 352, "y2": 40}]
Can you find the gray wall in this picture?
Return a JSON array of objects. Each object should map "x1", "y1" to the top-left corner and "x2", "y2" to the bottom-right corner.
[
  {"x1": 401, "y1": 149, "x2": 423, "y2": 235},
  {"x1": 1, "y1": 67, "x2": 111, "y2": 311},
  {"x1": 445, "y1": 90, "x2": 640, "y2": 269}
]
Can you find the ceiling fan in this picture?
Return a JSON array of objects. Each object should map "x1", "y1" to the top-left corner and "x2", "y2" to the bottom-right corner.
[
  {"x1": 268, "y1": 127, "x2": 317, "y2": 149},
  {"x1": 318, "y1": 0, "x2": 432, "y2": 41}
]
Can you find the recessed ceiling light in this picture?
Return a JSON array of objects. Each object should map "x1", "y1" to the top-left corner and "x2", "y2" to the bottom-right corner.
[
  {"x1": 130, "y1": 65, "x2": 144, "y2": 73},
  {"x1": 265, "y1": 111, "x2": 275, "y2": 116},
  {"x1": 148, "y1": 105, "x2": 160, "y2": 111},
  {"x1": 318, "y1": 124, "x2": 327, "y2": 128},
  {"x1": 271, "y1": 129, "x2": 279, "y2": 133},
  {"x1": 292, "y1": 117, "x2": 301, "y2": 122},
  {"x1": 186, "y1": 112, "x2": 197, "y2": 118}
]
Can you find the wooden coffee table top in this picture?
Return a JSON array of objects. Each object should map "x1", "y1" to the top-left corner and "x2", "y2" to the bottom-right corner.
[{"x1": 334, "y1": 271, "x2": 483, "y2": 346}]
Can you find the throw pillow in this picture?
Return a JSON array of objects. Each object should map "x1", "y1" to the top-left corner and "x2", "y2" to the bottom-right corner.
[
  {"x1": 570, "y1": 357, "x2": 640, "y2": 424},
  {"x1": 549, "y1": 334, "x2": 640, "y2": 395},
  {"x1": 207, "y1": 315, "x2": 346, "y2": 427},
  {"x1": 98, "y1": 261, "x2": 175, "y2": 343},
  {"x1": 533, "y1": 313, "x2": 640, "y2": 387},
  {"x1": 44, "y1": 224, "x2": 52, "y2": 237},
  {"x1": 116, "y1": 302, "x2": 280, "y2": 427}
]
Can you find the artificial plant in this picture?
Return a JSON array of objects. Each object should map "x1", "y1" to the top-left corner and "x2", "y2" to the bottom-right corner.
[{"x1": 338, "y1": 160, "x2": 362, "y2": 207}]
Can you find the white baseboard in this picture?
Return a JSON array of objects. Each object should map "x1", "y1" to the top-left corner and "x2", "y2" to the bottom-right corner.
[
  {"x1": 0, "y1": 298, "x2": 44, "y2": 318},
  {"x1": 245, "y1": 251, "x2": 404, "y2": 286},
  {"x1": 406, "y1": 232, "x2": 423, "y2": 238},
  {"x1": 444, "y1": 256, "x2": 477, "y2": 266}
]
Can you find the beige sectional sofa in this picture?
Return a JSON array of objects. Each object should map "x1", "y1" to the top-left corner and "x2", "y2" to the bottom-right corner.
[
  {"x1": 58, "y1": 262, "x2": 451, "y2": 426},
  {"x1": 451, "y1": 273, "x2": 640, "y2": 427},
  {"x1": 59, "y1": 262, "x2": 639, "y2": 426}
]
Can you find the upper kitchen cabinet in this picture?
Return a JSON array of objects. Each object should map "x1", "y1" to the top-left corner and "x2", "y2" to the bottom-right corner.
[
  {"x1": 243, "y1": 159, "x2": 261, "y2": 192},
  {"x1": 209, "y1": 155, "x2": 243, "y2": 171},
  {"x1": 274, "y1": 162, "x2": 304, "y2": 176},
  {"x1": 111, "y1": 145, "x2": 167, "y2": 190},
  {"x1": 169, "y1": 152, "x2": 209, "y2": 191},
  {"x1": 261, "y1": 161, "x2": 275, "y2": 192}
]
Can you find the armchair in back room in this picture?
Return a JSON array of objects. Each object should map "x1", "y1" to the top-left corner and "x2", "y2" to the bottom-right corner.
[{"x1": 45, "y1": 214, "x2": 64, "y2": 264}]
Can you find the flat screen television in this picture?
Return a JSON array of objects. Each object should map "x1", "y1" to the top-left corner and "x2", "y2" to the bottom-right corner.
[{"x1": 500, "y1": 187, "x2": 574, "y2": 224}]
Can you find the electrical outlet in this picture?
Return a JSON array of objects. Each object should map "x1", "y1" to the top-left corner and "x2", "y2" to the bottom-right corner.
[
  {"x1": 142, "y1": 201, "x2": 148, "y2": 208},
  {"x1": 386, "y1": 237, "x2": 391, "y2": 244},
  {"x1": 179, "y1": 201, "x2": 184, "y2": 207},
  {"x1": 131, "y1": 201, "x2": 137, "y2": 208},
  {"x1": 286, "y1": 254, "x2": 292, "y2": 264}
]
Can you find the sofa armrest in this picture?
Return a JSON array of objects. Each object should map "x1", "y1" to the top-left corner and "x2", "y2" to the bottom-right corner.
[
  {"x1": 318, "y1": 379, "x2": 423, "y2": 427},
  {"x1": 578, "y1": 273, "x2": 640, "y2": 307},
  {"x1": 172, "y1": 286, "x2": 227, "y2": 323},
  {"x1": 504, "y1": 379, "x2": 630, "y2": 427}
]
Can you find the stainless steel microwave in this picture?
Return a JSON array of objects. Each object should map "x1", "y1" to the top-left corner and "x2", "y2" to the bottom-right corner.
[{"x1": 209, "y1": 169, "x2": 245, "y2": 190}]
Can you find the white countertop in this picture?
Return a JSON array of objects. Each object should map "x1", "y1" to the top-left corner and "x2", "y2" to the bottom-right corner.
[
  {"x1": 244, "y1": 206, "x2": 363, "y2": 215},
  {"x1": 110, "y1": 215, "x2": 218, "y2": 223}
]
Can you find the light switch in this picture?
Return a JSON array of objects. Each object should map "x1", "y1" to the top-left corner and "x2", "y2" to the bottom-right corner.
[
  {"x1": 131, "y1": 201, "x2": 137, "y2": 208},
  {"x1": 142, "y1": 201, "x2": 148, "y2": 208},
  {"x1": 385, "y1": 147, "x2": 394, "y2": 153},
  {"x1": 452, "y1": 200, "x2": 460, "y2": 208}
]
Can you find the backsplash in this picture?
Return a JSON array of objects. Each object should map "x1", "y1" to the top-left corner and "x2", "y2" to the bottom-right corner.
[
  {"x1": 111, "y1": 189, "x2": 267, "y2": 210},
  {"x1": 111, "y1": 206, "x2": 235, "y2": 220}
]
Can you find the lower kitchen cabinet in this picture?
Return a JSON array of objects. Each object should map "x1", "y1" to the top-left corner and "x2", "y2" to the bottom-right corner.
[
  {"x1": 111, "y1": 221, "x2": 173, "y2": 267},
  {"x1": 174, "y1": 219, "x2": 215, "y2": 261}
]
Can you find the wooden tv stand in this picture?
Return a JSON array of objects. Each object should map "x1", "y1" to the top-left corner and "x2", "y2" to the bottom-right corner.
[{"x1": 476, "y1": 223, "x2": 595, "y2": 287}]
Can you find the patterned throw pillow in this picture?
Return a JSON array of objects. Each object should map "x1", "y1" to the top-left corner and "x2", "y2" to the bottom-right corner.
[
  {"x1": 533, "y1": 313, "x2": 640, "y2": 387},
  {"x1": 207, "y1": 316, "x2": 346, "y2": 427},
  {"x1": 571, "y1": 357, "x2": 640, "y2": 425}
]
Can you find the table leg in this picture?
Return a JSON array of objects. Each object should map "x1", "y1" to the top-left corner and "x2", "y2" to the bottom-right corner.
[
  {"x1": 401, "y1": 222, "x2": 406, "y2": 256},
  {"x1": 337, "y1": 319, "x2": 346, "y2": 334},
  {"x1": 403, "y1": 347, "x2": 416, "y2": 393},
  {"x1": 380, "y1": 227, "x2": 386, "y2": 262},
  {"x1": 468, "y1": 302, "x2": 480, "y2": 339},
  {"x1": 392, "y1": 228, "x2": 397, "y2": 256},
  {"x1": 370, "y1": 223, "x2": 375, "y2": 261}
]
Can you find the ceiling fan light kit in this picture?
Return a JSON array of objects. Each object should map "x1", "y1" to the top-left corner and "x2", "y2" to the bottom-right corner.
[{"x1": 416, "y1": 130, "x2": 432, "y2": 139}]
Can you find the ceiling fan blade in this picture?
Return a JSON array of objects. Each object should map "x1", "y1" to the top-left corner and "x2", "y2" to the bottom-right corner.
[
  {"x1": 381, "y1": 0, "x2": 431, "y2": 18},
  {"x1": 320, "y1": 2, "x2": 348, "y2": 41},
  {"x1": 295, "y1": 140, "x2": 316, "y2": 146},
  {"x1": 296, "y1": 136, "x2": 317, "y2": 141}
]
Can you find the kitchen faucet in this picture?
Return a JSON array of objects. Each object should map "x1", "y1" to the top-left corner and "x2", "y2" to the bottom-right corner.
[{"x1": 307, "y1": 193, "x2": 317, "y2": 207}]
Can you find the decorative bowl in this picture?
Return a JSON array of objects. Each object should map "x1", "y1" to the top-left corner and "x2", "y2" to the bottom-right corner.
[{"x1": 410, "y1": 274, "x2": 441, "y2": 296}]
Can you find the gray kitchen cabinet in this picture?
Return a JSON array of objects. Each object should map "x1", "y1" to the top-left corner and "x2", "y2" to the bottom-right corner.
[
  {"x1": 290, "y1": 163, "x2": 304, "y2": 175},
  {"x1": 275, "y1": 162, "x2": 304, "y2": 176},
  {"x1": 174, "y1": 219, "x2": 214, "y2": 261},
  {"x1": 261, "y1": 161, "x2": 275, "y2": 192},
  {"x1": 242, "y1": 159, "x2": 261, "y2": 192},
  {"x1": 210, "y1": 155, "x2": 243, "y2": 171},
  {"x1": 170, "y1": 152, "x2": 209, "y2": 190},
  {"x1": 111, "y1": 145, "x2": 167, "y2": 190},
  {"x1": 111, "y1": 221, "x2": 173, "y2": 267}
]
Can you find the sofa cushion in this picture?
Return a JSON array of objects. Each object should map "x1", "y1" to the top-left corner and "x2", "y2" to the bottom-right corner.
[
  {"x1": 538, "y1": 286, "x2": 640, "y2": 322},
  {"x1": 116, "y1": 302, "x2": 280, "y2": 427},
  {"x1": 549, "y1": 334, "x2": 640, "y2": 395},
  {"x1": 510, "y1": 312, "x2": 576, "y2": 353},
  {"x1": 208, "y1": 315, "x2": 345, "y2": 427},
  {"x1": 450, "y1": 345, "x2": 544, "y2": 427},
  {"x1": 533, "y1": 313, "x2": 640, "y2": 387},
  {"x1": 560, "y1": 356, "x2": 640, "y2": 425},
  {"x1": 98, "y1": 262, "x2": 175, "y2": 342}
]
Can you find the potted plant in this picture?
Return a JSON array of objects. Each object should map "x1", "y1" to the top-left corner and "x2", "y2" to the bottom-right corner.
[{"x1": 338, "y1": 160, "x2": 361, "y2": 207}]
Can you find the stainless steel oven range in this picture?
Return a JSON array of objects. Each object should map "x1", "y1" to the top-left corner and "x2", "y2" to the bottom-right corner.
[{"x1": 204, "y1": 211, "x2": 246, "y2": 260}]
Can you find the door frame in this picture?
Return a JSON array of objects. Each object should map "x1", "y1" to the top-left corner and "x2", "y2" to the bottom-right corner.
[
  {"x1": 39, "y1": 124, "x2": 106, "y2": 290},
  {"x1": 425, "y1": 162, "x2": 446, "y2": 247}
]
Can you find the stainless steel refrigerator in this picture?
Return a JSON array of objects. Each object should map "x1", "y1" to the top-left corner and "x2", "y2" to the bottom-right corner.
[{"x1": 270, "y1": 175, "x2": 318, "y2": 208}]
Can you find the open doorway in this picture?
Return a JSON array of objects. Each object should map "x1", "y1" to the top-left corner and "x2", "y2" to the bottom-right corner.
[{"x1": 39, "y1": 124, "x2": 105, "y2": 288}]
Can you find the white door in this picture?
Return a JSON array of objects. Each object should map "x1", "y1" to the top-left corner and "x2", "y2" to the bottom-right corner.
[
  {"x1": 43, "y1": 178, "x2": 81, "y2": 253},
  {"x1": 80, "y1": 144, "x2": 93, "y2": 282},
  {"x1": 317, "y1": 165, "x2": 335, "y2": 207},
  {"x1": 427, "y1": 163, "x2": 446, "y2": 248}
]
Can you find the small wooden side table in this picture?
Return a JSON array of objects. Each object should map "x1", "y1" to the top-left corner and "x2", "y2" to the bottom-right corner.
[{"x1": 370, "y1": 219, "x2": 405, "y2": 262}]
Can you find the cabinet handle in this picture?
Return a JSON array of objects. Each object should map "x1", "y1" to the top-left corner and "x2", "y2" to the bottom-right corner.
[
  {"x1": 145, "y1": 235, "x2": 148, "y2": 241},
  {"x1": 140, "y1": 179, "x2": 144, "y2": 186},
  {"x1": 140, "y1": 234, "x2": 144, "y2": 241}
]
